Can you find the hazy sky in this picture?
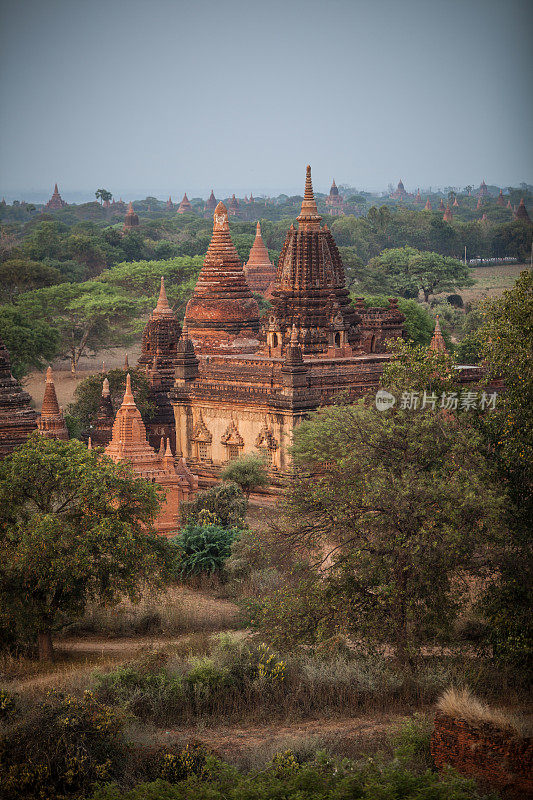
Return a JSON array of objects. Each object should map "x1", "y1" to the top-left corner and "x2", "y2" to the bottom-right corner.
[{"x1": 1, "y1": 0, "x2": 532, "y2": 201}]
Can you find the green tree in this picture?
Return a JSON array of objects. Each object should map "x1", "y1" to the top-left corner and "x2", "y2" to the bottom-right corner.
[
  {"x1": 367, "y1": 247, "x2": 475, "y2": 302},
  {"x1": 172, "y1": 523, "x2": 239, "y2": 576},
  {"x1": 23, "y1": 220, "x2": 65, "y2": 261},
  {"x1": 95, "y1": 188, "x2": 113, "y2": 205},
  {"x1": 0, "y1": 259, "x2": 61, "y2": 301},
  {"x1": 220, "y1": 453, "x2": 269, "y2": 499},
  {"x1": 475, "y1": 270, "x2": 533, "y2": 669},
  {"x1": 180, "y1": 481, "x2": 246, "y2": 528},
  {"x1": 16, "y1": 282, "x2": 140, "y2": 374},
  {"x1": 282, "y1": 402, "x2": 504, "y2": 663},
  {"x1": 0, "y1": 435, "x2": 171, "y2": 660},
  {"x1": 0, "y1": 305, "x2": 59, "y2": 378}
]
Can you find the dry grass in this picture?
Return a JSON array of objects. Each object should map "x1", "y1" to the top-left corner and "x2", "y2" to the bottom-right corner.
[
  {"x1": 461, "y1": 263, "x2": 525, "y2": 303},
  {"x1": 63, "y1": 585, "x2": 240, "y2": 638},
  {"x1": 436, "y1": 687, "x2": 532, "y2": 737}
]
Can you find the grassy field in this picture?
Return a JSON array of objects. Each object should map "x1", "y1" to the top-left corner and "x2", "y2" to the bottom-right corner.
[{"x1": 462, "y1": 262, "x2": 527, "y2": 303}]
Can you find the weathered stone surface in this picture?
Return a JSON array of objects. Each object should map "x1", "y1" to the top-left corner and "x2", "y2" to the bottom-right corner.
[
  {"x1": 137, "y1": 277, "x2": 182, "y2": 450},
  {"x1": 266, "y1": 166, "x2": 363, "y2": 356},
  {"x1": 243, "y1": 222, "x2": 276, "y2": 294},
  {"x1": 184, "y1": 202, "x2": 261, "y2": 355},
  {"x1": 105, "y1": 374, "x2": 197, "y2": 536},
  {"x1": 0, "y1": 336, "x2": 38, "y2": 457},
  {"x1": 37, "y1": 367, "x2": 68, "y2": 440},
  {"x1": 431, "y1": 712, "x2": 533, "y2": 799},
  {"x1": 44, "y1": 183, "x2": 67, "y2": 211}
]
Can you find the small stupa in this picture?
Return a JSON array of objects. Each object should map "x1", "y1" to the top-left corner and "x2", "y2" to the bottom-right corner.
[
  {"x1": 514, "y1": 198, "x2": 531, "y2": 223},
  {"x1": 428, "y1": 316, "x2": 447, "y2": 354},
  {"x1": 424, "y1": 197, "x2": 432, "y2": 211},
  {"x1": 0, "y1": 335, "x2": 38, "y2": 457},
  {"x1": 123, "y1": 202, "x2": 139, "y2": 232},
  {"x1": 37, "y1": 367, "x2": 68, "y2": 440},
  {"x1": 443, "y1": 204, "x2": 453, "y2": 222},
  {"x1": 44, "y1": 183, "x2": 67, "y2": 211},
  {"x1": 243, "y1": 222, "x2": 276, "y2": 295},
  {"x1": 177, "y1": 193, "x2": 192, "y2": 214}
]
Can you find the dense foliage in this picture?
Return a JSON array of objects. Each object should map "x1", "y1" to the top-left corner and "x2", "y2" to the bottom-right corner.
[
  {"x1": 172, "y1": 523, "x2": 240, "y2": 576},
  {"x1": 0, "y1": 435, "x2": 172, "y2": 658},
  {"x1": 179, "y1": 481, "x2": 247, "y2": 529},
  {"x1": 220, "y1": 453, "x2": 268, "y2": 498}
]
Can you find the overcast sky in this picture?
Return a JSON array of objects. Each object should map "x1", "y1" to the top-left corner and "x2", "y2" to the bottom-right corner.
[{"x1": 1, "y1": 0, "x2": 532, "y2": 201}]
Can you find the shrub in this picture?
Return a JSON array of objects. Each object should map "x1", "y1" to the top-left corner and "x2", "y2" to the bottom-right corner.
[
  {"x1": 389, "y1": 714, "x2": 433, "y2": 770},
  {"x1": 220, "y1": 454, "x2": 268, "y2": 498},
  {"x1": 0, "y1": 689, "x2": 17, "y2": 721},
  {"x1": 158, "y1": 742, "x2": 210, "y2": 782},
  {"x1": 179, "y1": 481, "x2": 246, "y2": 529},
  {"x1": 171, "y1": 524, "x2": 239, "y2": 577},
  {"x1": 0, "y1": 690, "x2": 126, "y2": 800}
]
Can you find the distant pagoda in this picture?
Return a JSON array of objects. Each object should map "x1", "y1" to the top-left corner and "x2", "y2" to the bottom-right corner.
[
  {"x1": 90, "y1": 377, "x2": 115, "y2": 448},
  {"x1": 478, "y1": 180, "x2": 489, "y2": 198},
  {"x1": 177, "y1": 193, "x2": 192, "y2": 214},
  {"x1": 0, "y1": 335, "x2": 38, "y2": 457},
  {"x1": 424, "y1": 197, "x2": 432, "y2": 211},
  {"x1": 514, "y1": 198, "x2": 532, "y2": 223},
  {"x1": 123, "y1": 202, "x2": 139, "y2": 233},
  {"x1": 453, "y1": 196, "x2": 459, "y2": 207},
  {"x1": 244, "y1": 221, "x2": 276, "y2": 294},
  {"x1": 428, "y1": 316, "x2": 447, "y2": 354},
  {"x1": 44, "y1": 183, "x2": 67, "y2": 211},
  {"x1": 228, "y1": 194, "x2": 240, "y2": 216},
  {"x1": 37, "y1": 367, "x2": 68, "y2": 440},
  {"x1": 496, "y1": 189, "x2": 505, "y2": 207},
  {"x1": 325, "y1": 179, "x2": 345, "y2": 216},
  {"x1": 390, "y1": 180, "x2": 408, "y2": 200},
  {"x1": 414, "y1": 188, "x2": 422, "y2": 204},
  {"x1": 438, "y1": 198, "x2": 445, "y2": 211},
  {"x1": 443, "y1": 203, "x2": 453, "y2": 222},
  {"x1": 205, "y1": 190, "x2": 217, "y2": 213},
  {"x1": 166, "y1": 196, "x2": 174, "y2": 210}
]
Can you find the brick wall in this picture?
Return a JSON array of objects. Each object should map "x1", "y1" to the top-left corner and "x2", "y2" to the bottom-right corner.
[{"x1": 431, "y1": 712, "x2": 533, "y2": 799}]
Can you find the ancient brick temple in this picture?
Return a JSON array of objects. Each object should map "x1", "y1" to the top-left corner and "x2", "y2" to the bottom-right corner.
[
  {"x1": 44, "y1": 183, "x2": 67, "y2": 211},
  {"x1": 414, "y1": 188, "x2": 422, "y2": 204},
  {"x1": 184, "y1": 202, "x2": 261, "y2": 355},
  {"x1": 37, "y1": 367, "x2": 68, "y2": 440},
  {"x1": 227, "y1": 194, "x2": 240, "y2": 216},
  {"x1": 443, "y1": 203, "x2": 453, "y2": 222},
  {"x1": 123, "y1": 202, "x2": 139, "y2": 233},
  {"x1": 429, "y1": 316, "x2": 447, "y2": 354},
  {"x1": 137, "y1": 277, "x2": 182, "y2": 450},
  {"x1": 325, "y1": 179, "x2": 345, "y2": 216},
  {"x1": 496, "y1": 189, "x2": 505, "y2": 207},
  {"x1": 204, "y1": 190, "x2": 217, "y2": 214},
  {"x1": 243, "y1": 222, "x2": 276, "y2": 295},
  {"x1": 390, "y1": 180, "x2": 409, "y2": 200},
  {"x1": 514, "y1": 197, "x2": 531, "y2": 223},
  {"x1": 424, "y1": 197, "x2": 432, "y2": 211},
  {"x1": 166, "y1": 196, "x2": 174, "y2": 210},
  {"x1": 177, "y1": 193, "x2": 192, "y2": 214},
  {"x1": 478, "y1": 179, "x2": 489, "y2": 198},
  {"x1": 0, "y1": 336, "x2": 37, "y2": 457},
  {"x1": 104, "y1": 374, "x2": 197, "y2": 536},
  {"x1": 90, "y1": 377, "x2": 115, "y2": 448},
  {"x1": 170, "y1": 166, "x2": 404, "y2": 487}
]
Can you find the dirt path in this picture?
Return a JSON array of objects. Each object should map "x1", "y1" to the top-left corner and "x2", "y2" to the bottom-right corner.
[{"x1": 153, "y1": 712, "x2": 410, "y2": 758}]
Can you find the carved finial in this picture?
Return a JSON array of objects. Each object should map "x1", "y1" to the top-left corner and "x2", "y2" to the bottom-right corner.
[
  {"x1": 290, "y1": 324, "x2": 299, "y2": 344},
  {"x1": 102, "y1": 377, "x2": 110, "y2": 397},
  {"x1": 123, "y1": 373, "x2": 135, "y2": 405},
  {"x1": 46, "y1": 365, "x2": 53, "y2": 383}
]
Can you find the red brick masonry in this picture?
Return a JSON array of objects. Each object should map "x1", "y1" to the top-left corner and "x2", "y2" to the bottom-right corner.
[{"x1": 431, "y1": 712, "x2": 533, "y2": 799}]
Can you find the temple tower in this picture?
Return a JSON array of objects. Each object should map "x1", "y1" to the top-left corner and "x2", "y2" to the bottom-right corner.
[
  {"x1": 177, "y1": 193, "x2": 192, "y2": 214},
  {"x1": 137, "y1": 277, "x2": 182, "y2": 449},
  {"x1": 325, "y1": 179, "x2": 345, "y2": 216},
  {"x1": 184, "y1": 202, "x2": 261, "y2": 354},
  {"x1": 44, "y1": 183, "x2": 67, "y2": 211},
  {"x1": 428, "y1": 316, "x2": 447, "y2": 354},
  {"x1": 0, "y1": 336, "x2": 38, "y2": 457},
  {"x1": 414, "y1": 188, "x2": 422, "y2": 204},
  {"x1": 478, "y1": 180, "x2": 489, "y2": 198},
  {"x1": 166, "y1": 196, "x2": 174, "y2": 210},
  {"x1": 390, "y1": 180, "x2": 408, "y2": 199},
  {"x1": 514, "y1": 198, "x2": 531, "y2": 223},
  {"x1": 443, "y1": 203, "x2": 453, "y2": 222},
  {"x1": 424, "y1": 197, "x2": 432, "y2": 211},
  {"x1": 496, "y1": 189, "x2": 505, "y2": 207},
  {"x1": 228, "y1": 194, "x2": 240, "y2": 216},
  {"x1": 266, "y1": 165, "x2": 361, "y2": 356},
  {"x1": 243, "y1": 221, "x2": 276, "y2": 295},
  {"x1": 205, "y1": 190, "x2": 217, "y2": 213},
  {"x1": 37, "y1": 367, "x2": 68, "y2": 440},
  {"x1": 105, "y1": 374, "x2": 197, "y2": 536},
  {"x1": 438, "y1": 198, "x2": 445, "y2": 211},
  {"x1": 123, "y1": 202, "x2": 139, "y2": 233}
]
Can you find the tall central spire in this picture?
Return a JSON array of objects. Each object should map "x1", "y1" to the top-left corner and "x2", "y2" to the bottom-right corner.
[{"x1": 297, "y1": 165, "x2": 322, "y2": 232}]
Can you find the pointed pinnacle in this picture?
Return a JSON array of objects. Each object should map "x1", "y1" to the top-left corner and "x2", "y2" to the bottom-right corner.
[{"x1": 102, "y1": 377, "x2": 110, "y2": 396}]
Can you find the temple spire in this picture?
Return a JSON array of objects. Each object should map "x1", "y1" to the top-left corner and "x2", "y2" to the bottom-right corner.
[
  {"x1": 152, "y1": 276, "x2": 173, "y2": 318},
  {"x1": 429, "y1": 315, "x2": 447, "y2": 354},
  {"x1": 297, "y1": 165, "x2": 321, "y2": 231},
  {"x1": 42, "y1": 366, "x2": 60, "y2": 416},
  {"x1": 123, "y1": 373, "x2": 135, "y2": 406}
]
